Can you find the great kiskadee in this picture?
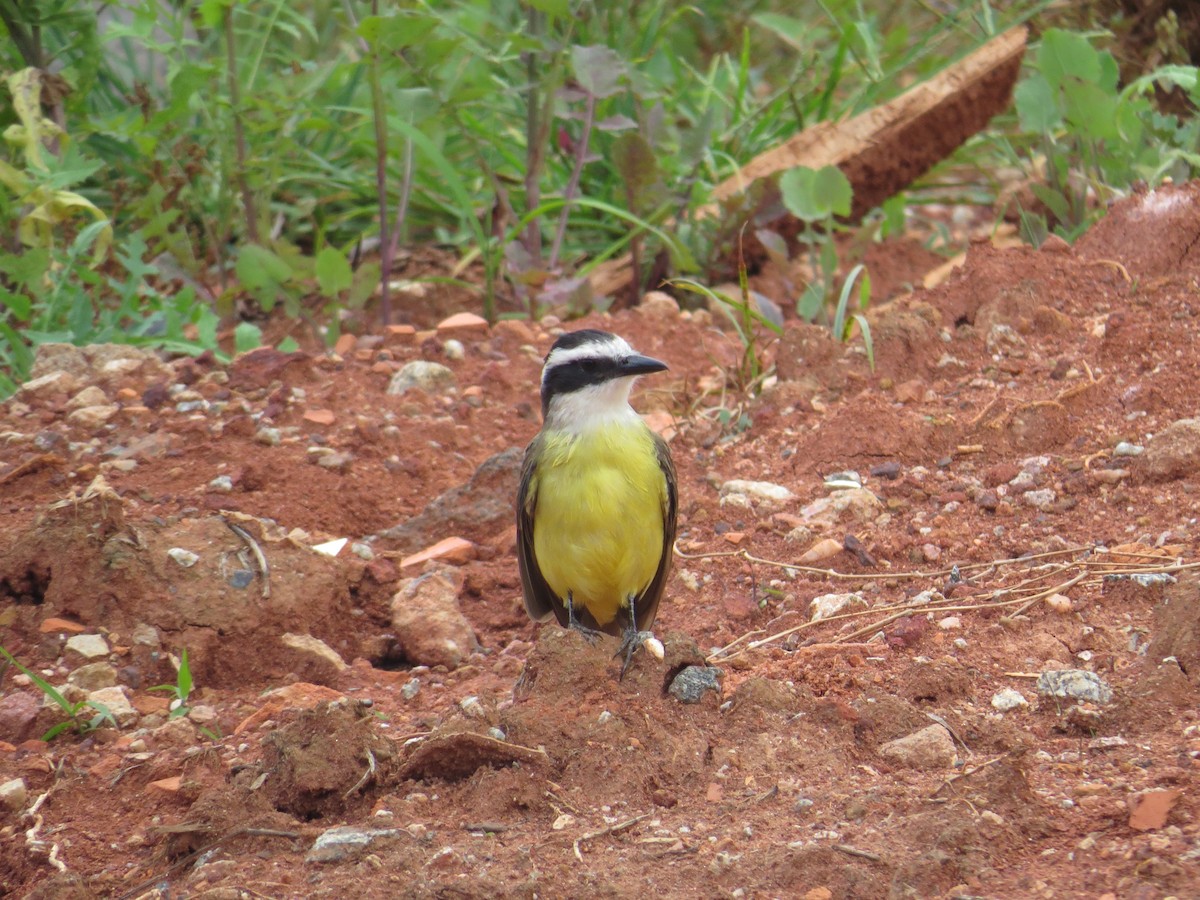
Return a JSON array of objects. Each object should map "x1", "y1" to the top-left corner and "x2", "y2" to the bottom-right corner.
[{"x1": 517, "y1": 329, "x2": 677, "y2": 675}]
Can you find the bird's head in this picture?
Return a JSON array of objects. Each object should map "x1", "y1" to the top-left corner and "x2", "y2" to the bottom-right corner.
[{"x1": 539, "y1": 329, "x2": 668, "y2": 431}]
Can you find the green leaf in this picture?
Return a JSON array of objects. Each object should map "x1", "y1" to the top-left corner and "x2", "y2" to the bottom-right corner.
[
  {"x1": 1014, "y1": 76, "x2": 1060, "y2": 133},
  {"x1": 315, "y1": 247, "x2": 353, "y2": 296},
  {"x1": 1037, "y1": 29, "x2": 1099, "y2": 93},
  {"x1": 611, "y1": 132, "x2": 659, "y2": 200},
  {"x1": 1062, "y1": 79, "x2": 1119, "y2": 141},
  {"x1": 234, "y1": 321, "x2": 263, "y2": 354},
  {"x1": 198, "y1": 0, "x2": 231, "y2": 28},
  {"x1": 752, "y1": 13, "x2": 807, "y2": 50},
  {"x1": 526, "y1": 0, "x2": 569, "y2": 17},
  {"x1": 277, "y1": 336, "x2": 300, "y2": 352},
  {"x1": 178, "y1": 648, "x2": 192, "y2": 702},
  {"x1": 779, "y1": 165, "x2": 852, "y2": 222},
  {"x1": 358, "y1": 13, "x2": 439, "y2": 51},
  {"x1": 570, "y1": 45, "x2": 625, "y2": 99},
  {"x1": 236, "y1": 244, "x2": 293, "y2": 290}
]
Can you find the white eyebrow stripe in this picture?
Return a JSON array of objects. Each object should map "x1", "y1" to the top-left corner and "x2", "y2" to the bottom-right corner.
[{"x1": 542, "y1": 334, "x2": 633, "y2": 373}]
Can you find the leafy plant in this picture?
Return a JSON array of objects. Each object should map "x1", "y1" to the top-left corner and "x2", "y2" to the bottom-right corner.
[
  {"x1": 149, "y1": 647, "x2": 194, "y2": 719},
  {"x1": 1012, "y1": 27, "x2": 1200, "y2": 242},
  {"x1": 832, "y1": 263, "x2": 875, "y2": 371},
  {"x1": 777, "y1": 163, "x2": 856, "y2": 322},
  {"x1": 0, "y1": 645, "x2": 117, "y2": 740}
]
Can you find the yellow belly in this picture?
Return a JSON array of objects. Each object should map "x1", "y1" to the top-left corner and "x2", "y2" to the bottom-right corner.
[{"x1": 532, "y1": 423, "x2": 666, "y2": 628}]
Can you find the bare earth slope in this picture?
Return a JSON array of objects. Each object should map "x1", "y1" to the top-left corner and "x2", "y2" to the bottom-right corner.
[{"x1": 4, "y1": 183, "x2": 1200, "y2": 898}]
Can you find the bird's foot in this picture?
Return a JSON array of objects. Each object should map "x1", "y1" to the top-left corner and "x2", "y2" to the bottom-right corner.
[
  {"x1": 615, "y1": 627, "x2": 659, "y2": 680},
  {"x1": 566, "y1": 595, "x2": 603, "y2": 645}
]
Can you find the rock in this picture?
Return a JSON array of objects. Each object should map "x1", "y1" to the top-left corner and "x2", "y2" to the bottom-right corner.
[
  {"x1": 207, "y1": 475, "x2": 234, "y2": 492},
  {"x1": 400, "y1": 536, "x2": 477, "y2": 569},
  {"x1": 1139, "y1": 418, "x2": 1200, "y2": 482},
  {"x1": 39, "y1": 617, "x2": 86, "y2": 634},
  {"x1": 459, "y1": 695, "x2": 487, "y2": 718},
  {"x1": 799, "y1": 488, "x2": 882, "y2": 526},
  {"x1": 281, "y1": 633, "x2": 349, "y2": 683},
  {"x1": 1128, "y1": 789, "x2": 1182, "y2": 831},
  {"x1": 380, "y1": 448, "x2": 521, "y2": 551},
  {"x1": 131, "y1": 623, "x2": 160, "y2": 647},
  {"x1": 0, "y1": 778, "x2": 27, "y2": 813},
  {"x1": 1113, "y1": 441, "x2": 1143, "y2": 457},
  {"x1": 1036, "y1": 669, "x2": 1113, "y2": 705},
  {"x1": 187, "y1": 705, "x2": 218, "y2": 726},
  {"x1": 391, "y1": 568, "x2": 479, "y2": 668},
  {"x1": 1022, "y1": 489, "x2": 1056, "y2": 510},
  {"x1": 638, "y1": 290, "x2": 680, "y2": 319},
  {"x1": 386, "y1": 360, "x2": 456, "y2": 395},
  {"x1": 19, "y1": 370, "x2": 79, "y2": 401},
  {"x1": 809, "y1": 592, "x2": 867, "y2": 622},
  {"x1": 668, "y1": 666, "x2": 723, "y2": 704},
  {"x1": 443, "y1": 338, "x2": 466, "y2": 360},
  {"x1": 307, "y1": 825, "x2": 402, "y2": 863},
  {"x1": 30, "y1": 342, "x2": 89, "y2": 381},
  {"x1": 65, "y1": 633, "x2": 110, "y2": 660},
  {"x1": 151, "y1": 716, "x2": 198, "y2": 747},
  {"x1": 167, "y1": 547, "x2": 200, "y2": 568},
  {"x1": 985, "y1": 323, "x2": 1026, "y2": 355},
  {"x1": 67, "y1": 405, "x2": 119, "y2": 428},
  {"x1": 878, "y1": 724, "x2": 958, "y2": 769},
  {"x1": 719, "y1": 480, "x2": 795, "y2": 512},
  {"x1": 991, "y1": 688, "x2": 1029, "y2": 712},
  {"x1": 68, "y1": 662, "x2": 118, "y2": 691},
  {"x1": 437, "y1": 312, "x2": 488, "y2": 337},
  {"x1": 67, "y1": 385, "x2": 109, "y2": 409},
  {"x1": 88, "y1": 686, "x2": 137, "y2": 726},
  {"x1": 0, "y1": 691, "x2": 41, "y2": 742}
]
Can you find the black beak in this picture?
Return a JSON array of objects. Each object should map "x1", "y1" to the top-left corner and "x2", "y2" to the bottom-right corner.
[{"x1": 620, "y1": 354, "x2": 668, "y2": 376}]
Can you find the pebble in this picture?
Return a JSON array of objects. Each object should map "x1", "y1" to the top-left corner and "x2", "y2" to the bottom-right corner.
[
  {"x1": 991, "y1": 688, "x2": 1029, "y2": 712},
  {"x1": 1023, "y1": 489, "x2": 1057, "y2": 510},
  {"x1": 719, "y1": 479, "x2": 795, "y2": 509},
  {"x1": 402, "y1": 678, "x2": 420, "y2": 700},
  {"x1": 0, "y1": 778, "x2": 27, "y2": 813},
  {"x1": 1113, "y1": 441, "x2": 1143, "y2": 457},
  {"x1": 207, "y1": 475, "x2": 234, "y2": 492},
  {"x1": 1036, "y1": 669, "x2": 1113, "y2": 705},
  {"x1": 878, "y1": 724, "x2": 957, "y2": 769},
  {"x1": 307, "y1": 825, "x2": 402, "y2": 863},
  {"x1": 668, "y1": 666, "x2": 722, "y2": 704},
  {"x1": 487, "y1": 727, "x2": 506, "y2": 741},
  {"x1": 387, "y1": 361, "x2": 456, "y2": 396},
  {"x1": 809, "y1": 592, "x2": 867, "y2": 622},
  {"x1": 443, "y1": 339, "x2": 466, "y2": 361},
  {"x1": 188, "y1": 705, "x2": 218, "y2": 726},
  {"x1": 459, "y1": 695, "x2": 487, "y2": 718},
  {"x1": 167, "y1": 547, "x2": 200, "y2": 568},
  {"x1": 255, "y1": 427, "x2": 282, "y2": 446},
  {"x1": 68, "y1": 662, "x2": 118, "y2": 691},
  {"x1": 65, "y1": 633, "x2": 110, "y2": 660}
]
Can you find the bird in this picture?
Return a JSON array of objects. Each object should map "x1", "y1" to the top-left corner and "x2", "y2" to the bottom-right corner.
[{"x1": 516, "y1": 328, "x2": 677, "y2": 676}]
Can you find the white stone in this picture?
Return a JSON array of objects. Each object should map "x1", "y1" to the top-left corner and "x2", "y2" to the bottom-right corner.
[
  {"x1": 281, "y1": 633, "x2": 348, "y2": 672},
  {"x1": 168, "y1": 547, "x2": 200, "y2": 567},
  {"x1": 65, "y1": 633, "x2": 110, "y2": 660},
  {"x1": 991, "y1": 688, "x2": 1029, "y2": 712},
  {"x1": 0, "y1": 778, "x2": 27, "y2": 813},
  {"x1": 809, "y1": 592, "x2": 867, "y2": 622}
]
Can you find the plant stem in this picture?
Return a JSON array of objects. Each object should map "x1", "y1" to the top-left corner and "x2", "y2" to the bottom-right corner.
[
  {"x1": 549, "y1": 91, "x2": 596, "y2": 271},
  {"x1": 522, "y1": 6, "x2": 545, "y2": 265},
  {"x1": 367, "y1": 0, "x2": 391, "y2": 326},
  {"x1": 224, "y1": 5, "x2": 259, "y2": 244}
]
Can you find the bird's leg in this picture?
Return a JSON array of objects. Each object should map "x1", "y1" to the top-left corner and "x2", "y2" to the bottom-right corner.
[
  {"x1": 615, "y1": 593, "x2": 657, "y2": 680},
  {"x1": 566, "y1": 591, "x2": 602, "y2": 644}
]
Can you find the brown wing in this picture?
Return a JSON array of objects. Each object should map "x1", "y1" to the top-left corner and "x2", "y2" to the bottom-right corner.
[
  {"x1": 631, "y1": 432, "x2": 678, "y2": 632},
  {"x1": 516, "y1": 434, "x2": 570, "y2": 627}
]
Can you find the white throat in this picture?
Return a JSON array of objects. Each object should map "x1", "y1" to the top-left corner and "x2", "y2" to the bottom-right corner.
[{"x1": 544, "y1": 376, "x2": 643, "y2": 435}]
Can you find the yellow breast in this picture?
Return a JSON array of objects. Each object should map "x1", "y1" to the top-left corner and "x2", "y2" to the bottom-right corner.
[{"x1": 531, "y1": 422, "x2": 666, "y2": 628}]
